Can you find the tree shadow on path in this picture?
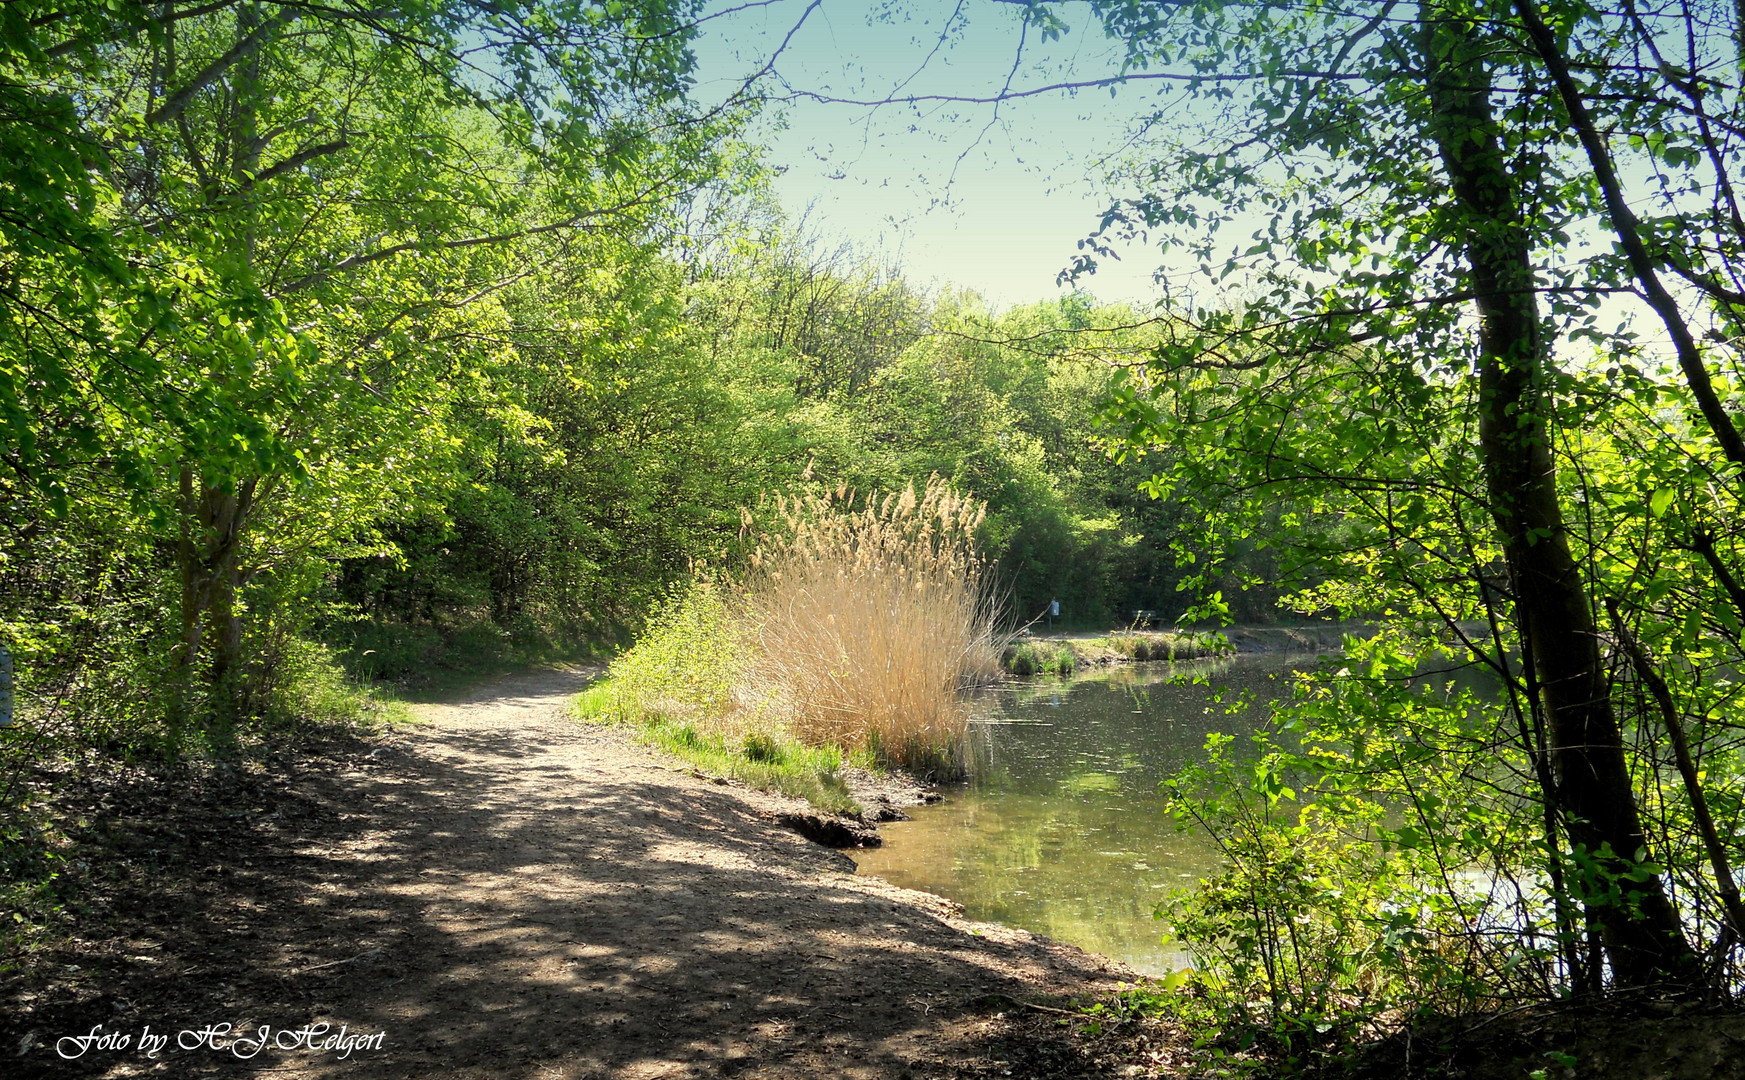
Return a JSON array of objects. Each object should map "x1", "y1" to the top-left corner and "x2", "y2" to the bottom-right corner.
[{"x1": 12, "y1": 666, "x2": 1127, "y2": 1080}]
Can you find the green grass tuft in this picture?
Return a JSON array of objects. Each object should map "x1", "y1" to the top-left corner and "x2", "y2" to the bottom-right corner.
[{"x1": 1000, "y1": 640, "x2": 1076, "y2": 677}]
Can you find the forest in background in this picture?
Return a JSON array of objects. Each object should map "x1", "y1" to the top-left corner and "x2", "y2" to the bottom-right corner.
[
  {"x1": 321, "y1": 243, "x2": 1276, "y2": 689},
  {"x1": 8, "y1": 183, "x2": 1285, "y2": 747}
]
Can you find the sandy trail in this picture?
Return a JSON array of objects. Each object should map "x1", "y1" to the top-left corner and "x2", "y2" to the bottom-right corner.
[
  {"x1": 27, "y1": 666, "x2": 1126, "y2": 1079},
  {"x1": 316, "y1": 666, "x2": 1129, "y2": 1078}
]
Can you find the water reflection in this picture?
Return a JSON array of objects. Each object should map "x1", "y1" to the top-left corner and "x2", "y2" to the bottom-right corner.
[{"x1": 853, "y1": 654, "x2": 1326, "y2": 974}]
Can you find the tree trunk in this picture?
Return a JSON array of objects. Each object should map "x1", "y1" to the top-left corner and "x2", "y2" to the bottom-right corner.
[
  {"x1": 172, "y1": 465, "x2": 254, "y2": 727},
  {"x1": 1420, "y1": 8, "x2": 1697, "y2": 987}
]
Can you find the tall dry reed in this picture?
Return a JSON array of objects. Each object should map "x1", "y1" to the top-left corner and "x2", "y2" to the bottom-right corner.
[{"x1": 741, "y1": 478, "x2": 1003, "y2": 777}]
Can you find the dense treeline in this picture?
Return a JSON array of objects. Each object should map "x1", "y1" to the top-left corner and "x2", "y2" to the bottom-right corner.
[
  {"x1": 322, "y1": 230, "x2": 1258, "y2": 685},
  {"x1": 3, "y1": 0, "x2": 741, "y2": 750}
]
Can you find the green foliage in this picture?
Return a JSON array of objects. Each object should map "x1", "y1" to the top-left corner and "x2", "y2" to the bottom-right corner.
[
  {"x1": 329, "y1": 220, "x2": 1297, "y2": 680},
  {"x1": 0, "y1": 0, "x2": 740, "y2": 759},
  {"x1": 1153, "y1": 642, "x2": 1573, "y2": 1055},
  {"x1": 975, "y1": 0, "x2": 1745, "y2": 999},
  {"x1": 257, "y1": 640, "x2": 412, "y2": 733},
  {"x1": 602, "y1": 585, "x2": 750, "y2": 724}
]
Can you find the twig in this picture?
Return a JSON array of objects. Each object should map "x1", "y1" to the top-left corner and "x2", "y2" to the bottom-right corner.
[
  {"x1": 991, "y1": 994, "x2": 1084, "y2": 1018},
  {"x1": 294, "y1": 946, "x2": 382, "y2": 974}
]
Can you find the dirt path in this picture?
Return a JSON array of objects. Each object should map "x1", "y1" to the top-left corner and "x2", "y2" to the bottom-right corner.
[{"x1": 11, "y1": 667, "x2": 1134, "y2": 1079}]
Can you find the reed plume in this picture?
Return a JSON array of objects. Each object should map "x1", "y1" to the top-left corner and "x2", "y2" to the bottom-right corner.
[{"x1": 742, "y1": 477, "x2": 1002, "y2": 778}]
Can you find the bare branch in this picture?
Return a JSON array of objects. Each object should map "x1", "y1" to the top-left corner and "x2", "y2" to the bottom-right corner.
[
  {"x1": 272, "y1": 188, "x2": 667, "y2": 295},
  {"x1": 775, "y1": 69, "x2": 1365, "y2": 110},
  {"x1": 242, "y1": 135, "x2": 350, "y2": 189},
  {"x1": 145, "y1": 6, "x2": 296, "y2": 128}
]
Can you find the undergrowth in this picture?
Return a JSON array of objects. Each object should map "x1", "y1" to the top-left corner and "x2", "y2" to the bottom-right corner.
[{"x1": 0, "y1": 641, "x2": 410, "y2": 963}]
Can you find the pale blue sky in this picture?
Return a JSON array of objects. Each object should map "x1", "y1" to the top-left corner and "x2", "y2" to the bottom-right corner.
[
  {"x1": 687, "y1": 0, "x2": 1668, "y2": 355},
  {"x1": 691, "y1": 0, "x2": 1181, "y2": 310}
]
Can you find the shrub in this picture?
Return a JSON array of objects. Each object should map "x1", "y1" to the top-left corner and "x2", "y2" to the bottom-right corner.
[
  {"x1": 605, "y1": 585, "x2": 748, "y2": 725},
  {"x1": 1103, "y1": 631, "x2": 1228, "y2": 664},
  {"x1": 1154, "y1": 645, "x2": 1573, "y2": 1060}
]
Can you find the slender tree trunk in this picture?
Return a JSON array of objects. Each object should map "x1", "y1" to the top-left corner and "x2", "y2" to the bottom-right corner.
[
  {"x1": 169, "y1": 2, "x2": 267, "y2": 728},
  {"x1": 202, "y1": 481, "x2": 249, "y2": 700},
  {"x1": 1420, "y1": 8, "x2": 1697, "y2": 987},
  {"x1": 173, "y1": 470, "x2": 255, "y2": 725},
  {"x1": 172, "y1": 463, "x2": 202, "y2": 723}
]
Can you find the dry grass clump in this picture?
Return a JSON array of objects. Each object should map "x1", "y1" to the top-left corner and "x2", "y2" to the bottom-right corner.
[{"x1": 742, "y1": 478, "x2": 1003, "y2": 778}]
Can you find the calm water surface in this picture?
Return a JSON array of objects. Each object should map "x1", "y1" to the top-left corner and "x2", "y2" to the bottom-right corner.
[{"x1": 854, "y1": 653, "x2": 1327, "y2": 974}]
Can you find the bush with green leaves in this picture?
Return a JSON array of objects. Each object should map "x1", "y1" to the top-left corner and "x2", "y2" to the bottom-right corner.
[
  {"x1": 1157, "y1": 635, "x2": 1585, "y2": 1056},
  {"x1": 599, "y1": 584, "x2": 750, "y2": 726}
]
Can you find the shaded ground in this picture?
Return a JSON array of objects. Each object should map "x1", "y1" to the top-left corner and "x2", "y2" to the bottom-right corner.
[
  {"x1": 4, "y1": 667, "x2": 1138, "y2": 1079},
  {"x1": 1328, "y1": 998, "x2": 1745, "y2": 1080}
]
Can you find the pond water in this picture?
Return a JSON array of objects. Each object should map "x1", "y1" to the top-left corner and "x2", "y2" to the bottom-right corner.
[{"x1": 853, "y1": 653, "x2": 1329, "y2": 975}]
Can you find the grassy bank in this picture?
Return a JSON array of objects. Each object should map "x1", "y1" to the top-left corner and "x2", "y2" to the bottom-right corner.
[
  {"x1": 1000, "y1": 639, "x2": 1078, "y2": 677},
  {"x1": 1092, "y1": 630, "x2": 1228, "y2": 662},
  {"x1": 999, "y1": 630, "x2": 1230, "y2": 678},
  {"x1": 574, "y1": 680, "x2": 864, "y2": 815}
]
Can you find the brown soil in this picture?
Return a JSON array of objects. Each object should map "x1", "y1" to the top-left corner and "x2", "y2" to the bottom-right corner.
[{"x1": 3, "y1": 666, "x2": 1139, "y2": 1079}]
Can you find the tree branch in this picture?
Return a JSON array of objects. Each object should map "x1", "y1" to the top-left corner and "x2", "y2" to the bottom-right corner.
[
  {"x1": 1608, "y1": 598, "x2": 1745, "y2": 942},
  {"x1": 242, "y1": 135, "x2": 350, "y2": 188},
  {"x1": 1514, "y1": 0, "x2": 1745, "y2": 473},
  {"x1": 145, "y1": 6, "x2": 295, "y2": 128},
  {"x1": 776, "y1": 69, "x2": 1366, "y2": 110},
  {"x1": 272, "y1": 193, "x2": 661, "y2": 295}
]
